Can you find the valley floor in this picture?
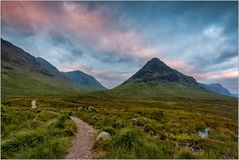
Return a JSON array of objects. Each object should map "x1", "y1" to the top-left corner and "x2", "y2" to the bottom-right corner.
[{"x1": 1, "y1": 95, "x2": 238, "y2": 159}]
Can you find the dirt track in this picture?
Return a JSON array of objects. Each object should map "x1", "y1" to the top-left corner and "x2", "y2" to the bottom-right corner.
[{"x1": 66, "y1": 116, "x2": 96, "y2": 159}]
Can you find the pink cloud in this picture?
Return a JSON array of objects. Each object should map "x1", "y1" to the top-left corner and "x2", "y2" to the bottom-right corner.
[
  {"x1": 189, "y1": 70, "x2": 238, "y2": 80},
  {"x1": 2, "y1": 1, "x2": 158, "y2": 62},
  {"x1": 162, "y1": 58, "x2": 188, "y2": 71},
  {"x1": 5, "y1": 1, "x2": 228, "y2": 85},
  {"x1": 2, "y1": 2, "x2": 55, "y2": 31}
]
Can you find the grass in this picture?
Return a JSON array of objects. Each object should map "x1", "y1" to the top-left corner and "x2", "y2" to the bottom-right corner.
[
  {"x1": 1, "y1": 69, "x2": 83, "y2": 97},
  {"x1": 107, "y1": 81, "x2": 226, "y2": 99},
  {"x1": 1, "y1": 93, "x2": 238, "y2": 159},
  {"x1": 1, "y1": 106, "x2": 76, "y2": 159}
]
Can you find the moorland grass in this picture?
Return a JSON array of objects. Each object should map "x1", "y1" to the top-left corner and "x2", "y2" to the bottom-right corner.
[
  {"x1": 1, "y1": 106, "x2": 76, "y2": 159},
  {"x1": 1, "y1": 94, "x2": 238, "y2": 159}
]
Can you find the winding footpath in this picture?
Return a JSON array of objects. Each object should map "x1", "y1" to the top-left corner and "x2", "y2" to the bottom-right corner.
[{"x1": 66, "y1": 116, "x2": 96, "y2": 159}]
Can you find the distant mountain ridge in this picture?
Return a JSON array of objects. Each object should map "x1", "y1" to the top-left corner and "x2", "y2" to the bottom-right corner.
[
  {"x1": 63, "y1": 71, "x2": 106, "y2": 91},
  {"x1": 2, "y1": 38, "x2": 234, "y2": 98},
  {"x1": 198, "y1": 83, "x2": 233, "y2": 97},
  {"x1": 1, "y1": 38, "x2": 106, "y2": 96},
  {"x1": 2, "y1": 39, "x2": 62, "y2": 78}
]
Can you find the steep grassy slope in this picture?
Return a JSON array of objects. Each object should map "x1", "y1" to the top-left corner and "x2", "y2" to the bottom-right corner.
[
  {"x1": 1, "y1": 39, "x2": 84, "y2": 97},
  {"x1": 2, "y1": 69, "x2": 81, "y2": 97}
]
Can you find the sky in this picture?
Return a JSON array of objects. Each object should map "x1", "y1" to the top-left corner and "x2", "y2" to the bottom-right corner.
[{"x1": 1, "y1": 1, "x2": 238, "y2": 93}]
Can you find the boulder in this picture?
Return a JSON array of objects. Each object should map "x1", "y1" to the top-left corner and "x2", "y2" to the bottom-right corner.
[
  {"x1": 131, "y1": 118, "x2": 138, "y2": 125},
  {"x1": 96, "y1": 131, "x2": 111, "y2": 142},
  {"x1": 31, "y1": 100, "x2": 37, "y2": 109},
  {"x1": 88, "y1": 106, "x2": 97, "y2": 112}
]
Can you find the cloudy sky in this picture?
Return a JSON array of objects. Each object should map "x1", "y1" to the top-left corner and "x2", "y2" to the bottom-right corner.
[{"x1": 1, "y1": 1, "x2": 238, "y2": 93}]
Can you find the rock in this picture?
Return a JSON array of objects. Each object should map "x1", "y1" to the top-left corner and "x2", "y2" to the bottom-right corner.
[
  {"x1": 131, "y1": 118, "x2": 138, "y2": 125},
  {"x1": 174, "y1": 142, "x2": 179, "y2": 149},
  {"x1": 96, "y1": 131, "x2": 111, "y2": 142},
  {"x1": 31, "y1": 100, "x2": 37, "y2": 109},
  {"x1": 88, "y1": 106, "x2": 96, "y2": 112}
]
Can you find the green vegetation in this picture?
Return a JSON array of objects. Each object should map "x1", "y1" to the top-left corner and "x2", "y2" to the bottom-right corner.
[
  {"x1": 2, "y1": 30, "x2": 237, "y2": 159},
  {"x1": 1, "y1": 69, "x2": 83, "y2": 97},
  {"x1": 1, "y1": 106, "x2": 76, "y2": 159},
  {"x1": 2, "y1": 94, "x2": 237, "y2": 159},
  {"x1": 108, "y1": 81, "x2": 228, "y2": 99}
]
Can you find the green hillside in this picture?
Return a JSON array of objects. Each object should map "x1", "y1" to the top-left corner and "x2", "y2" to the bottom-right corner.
[
  {"x1": 111, "y1": 82, "x2": 205, "y2": 97},
  {"x1": 1, "y1": 69, "x2": 82, "y2": 97},
  {"x1": 1, "y1": 39, "x2": 87, "y2": 97},
  {"x1": 106, "y1": 58, "x2": 228, "y2": 100}
]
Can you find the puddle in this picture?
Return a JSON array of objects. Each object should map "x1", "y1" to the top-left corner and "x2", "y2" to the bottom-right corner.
[
  {"x1": 198, "y1": 127, "x2": 210, "y2": 139},
  {"x1": 32, "y1": 100, "x2": 37, "y2": 109}
]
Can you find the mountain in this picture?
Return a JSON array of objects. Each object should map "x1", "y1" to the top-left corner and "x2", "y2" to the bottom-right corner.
[
  {"x1": 35, "y1": 57, "x2": 61, "y2": 77},
  {"x1": 111, "y1": 58, "x2": 220, "y2": 98},
  {"x1": 1, "y1": 39, "x2": 105, "y2": 96},
  {"x1": 124, "y1": 58, "x2": 198, "y2": 86},
  {"x1": 1, "y1": 38, "x2": 83, "y2": 96},
  {"x1": 63, "y1": 71, "x2": 106, "y2": 91},
  {"x1": 198, "y1": 83, "x2": 233, "y2": 97}
]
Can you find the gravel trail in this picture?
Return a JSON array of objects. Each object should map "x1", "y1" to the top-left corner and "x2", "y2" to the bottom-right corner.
[{"x1": 66, "y1": 116, "x2": 96, "y2": 159}]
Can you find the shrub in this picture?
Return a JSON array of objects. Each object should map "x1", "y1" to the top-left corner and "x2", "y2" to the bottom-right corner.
[
  {"x1": 114, "y1": 128, "x2": 141, "y2": 150},
  {"x1": 195, "y1": 123, "x2": 208, "y2": 131},
  {"x1": 151, "y1": 110, "x2": 164, "y2": 121},
  {"x1": 63, "y1": 129, "x2": 74, "y2": 137},
  {"x1": 143, "y1": 124, "x2": 157, "y2": 135},
  {"x1": 102, "y1": 127, "x2": 115, "y2": 135},
  {"x1": 2, "y1": 130, "x2": 44, "y2": 154},
  {"x1": 175, "y1": 149, "x2": 195, "y2": 159},
  {"x1": 54, "y1": 115, "x2": 69, "y2": 129},
  {"x1": 112, "y1": 119, "x2": 125, "y2": 129}
]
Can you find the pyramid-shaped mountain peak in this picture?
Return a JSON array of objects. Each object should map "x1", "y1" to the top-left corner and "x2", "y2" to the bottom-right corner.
[
  {"x1": 123, "y1": 57, "x2": 198, "y2": 87},
  {"x1": 148, "y1": 57, "x2": 165, "y2": 64}
]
